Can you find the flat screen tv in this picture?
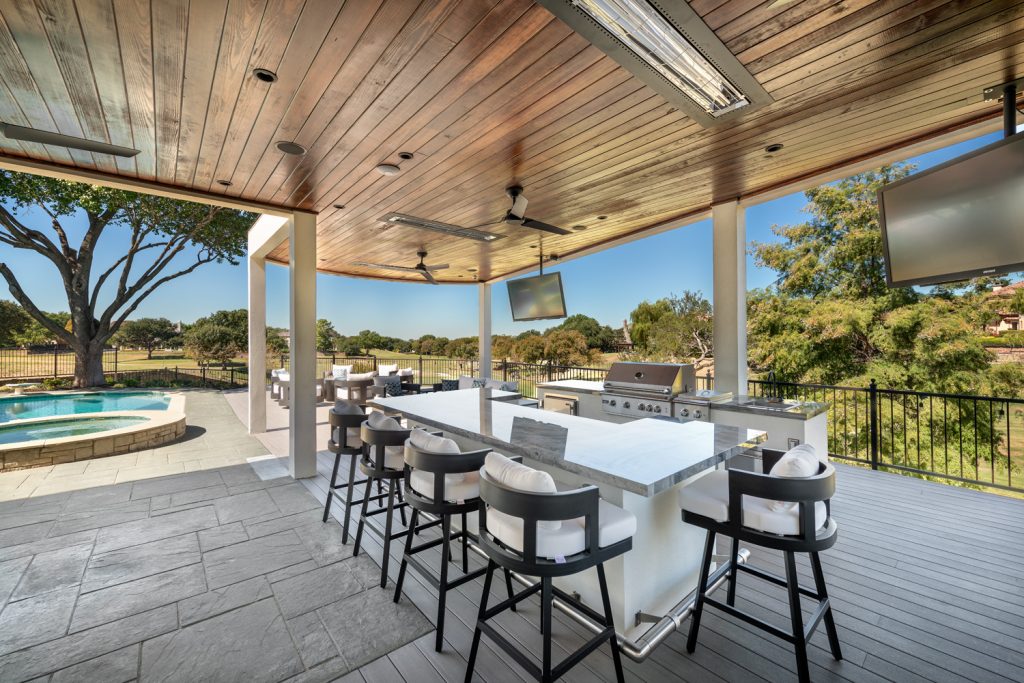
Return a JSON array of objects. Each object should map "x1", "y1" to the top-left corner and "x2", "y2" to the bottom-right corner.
[
  {"x1": 878, "y1": 132, "x2": 1024, "y2": 288},
  {"x1": 507, "y1": 272, "x2": 567, "y2": 321}
]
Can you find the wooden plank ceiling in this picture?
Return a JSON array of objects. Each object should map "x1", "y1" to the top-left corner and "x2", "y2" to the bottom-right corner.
[{"x1": 0, "y1": 0, "x2": 1021, "y2": 283}]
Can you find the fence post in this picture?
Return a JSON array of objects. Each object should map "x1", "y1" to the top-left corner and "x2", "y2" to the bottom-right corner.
[
  {"x1": 503, "y1": 359, "x2": 508, "y2": 382},
  {"x1": 547, "y1": 361, "x2": 553, "y2": 382},
  {"x1": 418, "y1": 354, "x2": 423, "y2": 381},
  {"x1": 202, "y1": 365, "x2": 207, "y2": 387},
  {"x1": 869, "y1": 378, "x2": 879, "y2": 470},
  {"x1": 231, "y1": 368, "x2": 235, "y2": 386},
  {"x1": 114, "y1": 347, "x2": 119, "y2": 379},
  {"x1": 53, "y1": 345, "x2": 58, "y2": 379}
]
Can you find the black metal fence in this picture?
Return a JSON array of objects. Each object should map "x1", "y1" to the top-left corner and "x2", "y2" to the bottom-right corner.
[
  {"x1": 4, "y1": 346, "x2": 1020, "y2": 493},
  {"x1": 0, "y1": 346, "x2": 120, "y2": 379}
]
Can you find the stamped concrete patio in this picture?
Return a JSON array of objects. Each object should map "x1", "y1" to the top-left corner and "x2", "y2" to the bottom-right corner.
[{"x1": 0, "y1": 390, "x2": 431, "y2": 682}]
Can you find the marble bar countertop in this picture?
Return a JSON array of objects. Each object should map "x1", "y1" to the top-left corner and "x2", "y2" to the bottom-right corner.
[
  {"x1": 535, "y1": 380, "x2": 605, "y2": 395},
  {"x1": 710, "y1": 395, "x2": 829, "y2": 421},
  {"x1": 370, "y1": 388, "x2": 766, "y2": 497}
]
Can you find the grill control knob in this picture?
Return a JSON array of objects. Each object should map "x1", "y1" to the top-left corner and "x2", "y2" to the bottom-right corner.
[
  {"x1": 680, "y1": 408, "x2": 689, "y2": 417},
  {"x1": 694, "y1": 409, "x2": 703, "y2": 419},
  {"x1": 637, "y1": 403, "x2": 644, "y2": 410},
  {"x1": 647, "y1": 404, "x2": 654, "y2": 412},
  {"x1": 623, "y1": 401, "x2": 631, "y2": 409},
  {"x1": 654, "y1": 405, "x2": 661, "y2": 413},
  {"x1": 609, "y1": 399, "x2": 616, "y2": 407}
]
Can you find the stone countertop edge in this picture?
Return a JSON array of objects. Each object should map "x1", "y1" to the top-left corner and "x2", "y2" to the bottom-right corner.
[
  {"x1": 710, "y1": 398, "x2": 829, "y2": 421},
  {"x1": 372, "y1": 402, "x2": 767, "y2": 497}
]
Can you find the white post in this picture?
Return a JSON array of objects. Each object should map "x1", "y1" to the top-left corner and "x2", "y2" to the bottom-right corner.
[
  {"x1": 289, "y1": 211, "x2": 317, "y2": 478},
  {"x1": 712, "y1": 200, "x2": 747, "y2": 395},
  {"x1": 247, "y1": 254, "x2": 266, "y2": 434},
  {"x1": 478, "y1": 282, "x2": 492, "y2": 378}
]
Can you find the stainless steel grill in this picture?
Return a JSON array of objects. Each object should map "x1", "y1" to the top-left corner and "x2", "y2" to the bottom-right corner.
[{"x1": 600, "y1": 362, "x2": 697, "y2": 420}]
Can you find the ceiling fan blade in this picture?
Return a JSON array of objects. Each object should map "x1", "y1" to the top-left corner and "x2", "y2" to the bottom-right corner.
[
  {"x1": 520, "y1": 217, "x2": 572, "y2": 235},
  {"x1": 423, "y1": 263, "x2": 449, "y2": 271},
  {"x1": 421, "y1": 270, "x2": 438, "y2": 284},
  {"x1": 510, "y1": 193, "x2": 528, "y2": 219},
  {"x1": 1, "y1": 123, "x2": 140, "y2": 158},
  {"x1": 351, "y1": 261, "x2": 421, "y2": 272}
]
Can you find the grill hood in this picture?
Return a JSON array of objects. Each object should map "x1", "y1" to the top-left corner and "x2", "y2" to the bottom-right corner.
[{"x1": 602, "y1": 362, "x2": 696, "y2": 396}]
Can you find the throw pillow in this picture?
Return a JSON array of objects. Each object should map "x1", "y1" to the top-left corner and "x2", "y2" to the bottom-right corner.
[
  {"x1": 484, "y1": 452, "x2": 560, "y2": 530},
  {"x1": 458, "y1": 375, "x2": 475, "y2": 390},
  {"x1": 367, "y1": 410, "x2": 402, "y2": 431},
  {"x1": 440, "y1": 379, "x2": 459, "y2": 391},
  {"x1": 768, "y1": 444, "x2": 820, "y2": 512},
  {"x1": 383, "y1": 375, "x2": 403, "y2": 397}
]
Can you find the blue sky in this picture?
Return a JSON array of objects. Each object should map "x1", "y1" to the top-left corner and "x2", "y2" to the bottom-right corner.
[{"x1": 0, "y1": 129, "x2": 1006, "y2": 339}]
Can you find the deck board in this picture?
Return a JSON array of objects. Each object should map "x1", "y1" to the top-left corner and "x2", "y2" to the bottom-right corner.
[{"x1": 302, "y1": 457, "x2": 1024, "y2": 682}]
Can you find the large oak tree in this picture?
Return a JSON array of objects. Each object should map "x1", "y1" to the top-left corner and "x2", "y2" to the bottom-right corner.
[{"x1": 0, "y1": 172, "x2": 253, "y2": 387}]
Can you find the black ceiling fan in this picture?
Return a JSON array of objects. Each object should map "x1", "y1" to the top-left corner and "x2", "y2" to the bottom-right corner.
[
  {"x1": 352, "y1": 250, "x2": 448, "y2": 284},
  {"x1": 474, "y1": 186, "x2": 572, "y2": 236}
]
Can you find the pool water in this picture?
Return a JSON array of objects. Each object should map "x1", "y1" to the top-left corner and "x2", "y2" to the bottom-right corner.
[
  {"x1": 0, "y1": 391, "x2": 170, "y2": 423},
  {"x1": 0, "y1": 416, "x2": 150, "y2": 444}
]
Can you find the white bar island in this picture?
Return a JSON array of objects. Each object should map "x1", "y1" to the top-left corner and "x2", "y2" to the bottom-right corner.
[{"x1": 371, "y1": 389, "x2": 766, "y2": 641}]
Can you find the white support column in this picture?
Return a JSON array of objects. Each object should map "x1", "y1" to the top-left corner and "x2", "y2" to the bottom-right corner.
[
  {"x1": 712, "y1": 200, "x2": 747, "y2": 395},
  {"x1": 247, "y1": 254, "x2": 266, "y2": 434},
  {"x1": 289, "y1": 211, "x2": 317, "y2": 479},
  {"x1": 478, "y1": 282, "x2": 492, "y2": 378}
]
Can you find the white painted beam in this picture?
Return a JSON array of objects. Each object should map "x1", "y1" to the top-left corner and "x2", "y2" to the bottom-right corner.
[
  {"x1": 479, "y1": 282, "x2": 492, "y2": 378},
  {"x1": 247, "y1": 252, "x2": 267, "y2": 435},
  {"x1": 712, "y1": 201, "x2": 746, "y2": 395},
  {"x1": 288, "y1": 211, "x2": 318, "y2": 479}
]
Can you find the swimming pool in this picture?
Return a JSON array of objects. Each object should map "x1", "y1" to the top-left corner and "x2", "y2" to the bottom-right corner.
[
  {"x1": 0, "y1": 416, "x2": 150, "y2": 445},
  {"x1": 0, "y1": 391, "x2": 171, "y2": 423}
]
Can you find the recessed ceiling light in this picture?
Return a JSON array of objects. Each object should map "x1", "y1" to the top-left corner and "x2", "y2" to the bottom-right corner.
[
  {"x1": 398, "y1": 152, "x2": 414, "y2": 160},
  {"x1": 597, "y1": 215, "x2": 607, "y2": 220},
  {"x1": 332, "y1": 203, "x2": 345, "y2": 210},
  {"x1": 530, "y1": 244, "x2": 538, "y2": 249},
  {"x1": 572, "y1": 225, "x2": 587, "y2": 231},
  {"x1": 468, "y1": 268, "x2": 478, "y2": 272},
  {"x1": 765, "y1": 143, "x2": 784, "y2": 153},
  {"x1": 276, "y1": 141, "x2": 306, "y2": 155},
  {"x1": 252, "y1": 68, "x2": 277, "y2": 83},
  {"x1": 216, "y1": 179, "x2": 232, "y2": 187},
  {"x1": 376, "y1": 163, "x2": 401, "y2": 175}
]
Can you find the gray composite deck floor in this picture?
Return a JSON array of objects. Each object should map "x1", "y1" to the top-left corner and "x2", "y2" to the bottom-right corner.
[
  {"x1": 0, "y1": 390, "x2": 1020, "y2": 682},
  {"x1": 303, "y1": 452, "x2": 1024, "y2": 683}
]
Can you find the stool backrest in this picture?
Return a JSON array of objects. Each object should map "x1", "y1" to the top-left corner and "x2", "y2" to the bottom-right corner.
[
  {"x1": 478, "y1": 468, "x2": 599, "y2": 567},
  {"x1": 727, "y1": 461, "x2": 836, "y2": 545},
  {"x1": 403, "y1": 439, "x2": 490, "y2": 507},
  {"x1": 360, "y1": 421, "x2": 410, "y2": 475},
  {"x1": 329, "y1": 407, "x2": 365, "y2": 449}
]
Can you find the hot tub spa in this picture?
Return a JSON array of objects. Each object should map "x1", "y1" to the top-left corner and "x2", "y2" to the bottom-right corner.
[{"x1": 0, "y1": 391, "x2": 186, "y2": 471}]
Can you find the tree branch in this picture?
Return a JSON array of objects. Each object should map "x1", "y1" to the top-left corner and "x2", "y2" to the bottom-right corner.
[
  {"x1": 108, "y1": 256, "x2": 214, "y2": 334},
  {"x1": 0, "y1": 263, "x2": 73, "y2": 345},
  {"x1": 89, "y1": 241, "x2": 169, "y2": 314}
]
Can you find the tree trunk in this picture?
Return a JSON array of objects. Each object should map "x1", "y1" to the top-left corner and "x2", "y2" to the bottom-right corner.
[
  {"x1": 73, "y1": 346, "x2": 107, "y2": 388},
  {"x1": 147, "y1": 345, "x2": 153, "y2": 360}
]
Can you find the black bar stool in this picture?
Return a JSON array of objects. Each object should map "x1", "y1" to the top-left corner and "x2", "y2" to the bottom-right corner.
[
  {"x1": 393, "y1": 431, "x2": 516, "y2": 652},
  {"x1": 352, "y1": 412, "x2": 412, "y2": 588},
  {"x1": 679, "y1": 447, "x2": 842, "y2": 683},
  {"x1": 321, "y1": 401, "x2": 368, "y2": 543},
  {"x1": 466, "y1": 453, "x2": 635, "y2": 683}
]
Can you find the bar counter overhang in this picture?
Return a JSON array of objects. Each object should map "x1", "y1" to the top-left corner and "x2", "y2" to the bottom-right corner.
[{"x1": 371, "y1": 388, "x2": 766, "y2": 642}]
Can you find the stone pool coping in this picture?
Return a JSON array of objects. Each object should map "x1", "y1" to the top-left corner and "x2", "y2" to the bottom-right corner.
[{"x1": 0, "y1": 392, "x2": 186, "y2": 471}]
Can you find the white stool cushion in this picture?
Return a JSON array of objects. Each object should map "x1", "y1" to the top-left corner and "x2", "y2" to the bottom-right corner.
[
  {"x1": 769, "y1": 444, "x2": 820, "y2": 512},
  {"x1": 410, "y1": 470, "x2": 481, "y2": 503},
  {"x1": 398, "y1": 367, "x2": 414, "y2": 377},
  {"x1": 378, "y1": 364, "x2": 399, "y2": 375},
  {"x1": 406, "y1": 429, "x2": 465, "y2": 491},
  {"x1": 486, "y1": 499, "x2": 636, "y2": 559},
  {"x1": 679, "y1": 470, "x2": 826, "y2": 537},
  {"x1": 367, "y1": 412, "x2": 404, "y2": 469}
]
